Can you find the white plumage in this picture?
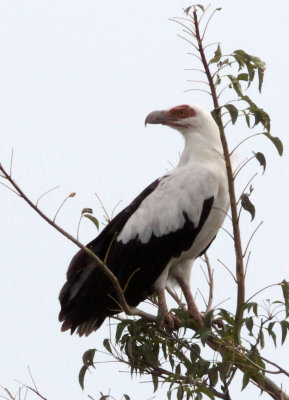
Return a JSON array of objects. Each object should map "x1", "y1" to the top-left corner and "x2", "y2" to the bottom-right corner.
[{"x1": 59, "y1": 103, "x2": 229, "y2": 335}]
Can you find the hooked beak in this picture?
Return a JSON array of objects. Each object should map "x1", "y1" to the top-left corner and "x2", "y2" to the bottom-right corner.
[
  {"x1": 145, "y1": 110, "x2": 187, "y2": 129},
  {"x1": 145, "y1": 110, "x2": 167, "y2": 126}
]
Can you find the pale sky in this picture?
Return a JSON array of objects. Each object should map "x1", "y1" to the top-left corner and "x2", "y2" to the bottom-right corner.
[{"x1": 0, "y1": 1, "x2": 288, "y2": 399}]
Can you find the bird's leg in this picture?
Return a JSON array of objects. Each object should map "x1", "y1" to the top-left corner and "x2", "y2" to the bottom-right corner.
[
  {"x1": 176, "y1": 278, "x2": 204, "y2": 327},
  {"x1": 157, "y1": 289, "x2": 180, "y2": 330}
]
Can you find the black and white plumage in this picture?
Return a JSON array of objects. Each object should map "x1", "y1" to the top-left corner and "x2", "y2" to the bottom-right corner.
[{"x1": 59, "y1": 103, "x2": 229, "y2": 336}]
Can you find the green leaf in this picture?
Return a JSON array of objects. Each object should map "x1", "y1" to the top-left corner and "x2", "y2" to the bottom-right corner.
[
  {"x1": 78, "y1": 365, "x2": 87, "y2": 390},
  {"x1": 196, "y1": 4, "x2": 205, "y2": 12},
  {"x1": 242, "y1": 371, "x2": 250, "y2": 391},
  {"x1": 258, "y1": 67, "x2": 265, "y2": 92},
  {"x1": 280, "y1": 320, "x2": 289, "y2": 345},
  {"x1": 175, "y1": 363, "x2": 181, "y2": 376},
  {"x1": 81, "y1": 207, "x2": 93, "y2": 214},
  {"x1": 241, "y1": 193, "x2": 255, "y2": 221},
  {"x1": 152, "y1": 375, "x2": 159, "y2": 392},
  {"x1": 209, "y1": 367, "x2": 218, "y2": 387},
  {"x1": 243, "y1": 302, "x2": 258, "y2": 316},
  {"x1": 260, "y1": 330, "x2": 265, "y2": 349},
  {"x1": 177, "y1": 385, "x2": 183, "y2": 400},
  {"x1": 196, "y1": 387, "x2": 215, "y2": 400},
  {"x1": 83, "y1": 214, "x2": 99, "y2": 230},
  {"x1": 245, "y1": 317, "x2": 254, "y2": 334},
  {"x1": 219, "y1": 362, "x2": 231, "y2": 383},
  {"x1": 210, "y1": 44, "x2": 222, "y2": 64},
  {"x1": 103, "y1": 339, "x2": 112, "y2": 354},
  {"x1": 227, "y1": 75, "x2": 243, "y2": 96},
  {"x1": 199, "y1": 327, "x2": 211, "y2": 345},
  {"x1": 254, "y1": 152, "x2": 266, "y2": 174},
  {"x1": 190, "y1": 344, "x2": 201, "y2": 362},
  {"x1": 115, "y1": 320, "x2": 129, "y2": 343},
  {"x1": 281, "y1": 280, "x2": 289, "y2": 317},
  {"x1": 169, "y1": 354, "x2": 175, "y2": 370},
  {"x1": 82, "y1": 348, "x2": 96, "y2": 367},
  {"x1": 237, "y1": 73, "x2": 249, "y2": 81},
  {"x1": 204, "y1": 310, "x2": 214, "y2": 328},
  {"x1": 184, "y1": 6, "x2": 193, "y2": 15},
  {"x1": 224, "y1": 104, "x2": 238, "y2": 124},
  {"x1": 262, "y1": 132, "x2": 283, "y2": 156},
  {"x1": 267, "y1": 322, "x2": 277, "y2": 347},
  {"x1": 218, "y1": 309, "x2": 235, "y2": 325},
  {"x1": 243, "y1": 111, "x2": 251, "y2": 128}
]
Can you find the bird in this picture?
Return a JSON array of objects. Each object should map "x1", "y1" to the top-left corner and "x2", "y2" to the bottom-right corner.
[{"x1": 58, "y1": 103, "x2": 229, "y2": 336}]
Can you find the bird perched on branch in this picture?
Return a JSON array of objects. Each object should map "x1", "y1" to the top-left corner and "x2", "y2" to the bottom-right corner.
[{"x1": 59, "y1": 103, "x2": 229, "y2": 336}]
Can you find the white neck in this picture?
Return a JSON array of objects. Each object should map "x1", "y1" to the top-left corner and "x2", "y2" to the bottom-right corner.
[{"x1": 177, "y1": 130, "x2": 224, "y2": 168}]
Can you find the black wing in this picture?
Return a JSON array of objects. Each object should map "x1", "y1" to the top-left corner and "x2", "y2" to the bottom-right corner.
[{"x1": 59, "y1": 177, "x2": 214, "y2": 336}]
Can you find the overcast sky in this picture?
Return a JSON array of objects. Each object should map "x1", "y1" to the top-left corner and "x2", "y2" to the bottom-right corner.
[{"x1": 0, "y1": 1, "x2": 288, "y2": 399}]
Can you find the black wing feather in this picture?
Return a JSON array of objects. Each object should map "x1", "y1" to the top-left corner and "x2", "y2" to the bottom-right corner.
[{"x1": 59, "y1": 177, "x2": 214, "y2": 336}]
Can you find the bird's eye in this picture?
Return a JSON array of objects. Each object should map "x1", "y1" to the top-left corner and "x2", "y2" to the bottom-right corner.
[{"x1": 180, "y1": 110, "x2": 185, "y2": 116}]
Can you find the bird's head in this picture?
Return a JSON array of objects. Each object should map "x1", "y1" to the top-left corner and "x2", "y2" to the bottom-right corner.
[{"x1": 145, "y1": 103, "x2": 218, "y2": 137}]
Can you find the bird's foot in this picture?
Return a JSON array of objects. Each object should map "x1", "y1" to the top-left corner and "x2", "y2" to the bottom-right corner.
[
  {"x1": 188, "y1": 308, "x2": 204, "y2": 328},
  {"x1": 157, "y1": 310, "x2": 181, "y2": 330},
  {"x1": 211, "y1": 318, "x2": 224, "y2": 329},
  {"x1": 164, "y1": 312, "x2": 181, "y2": 330}
]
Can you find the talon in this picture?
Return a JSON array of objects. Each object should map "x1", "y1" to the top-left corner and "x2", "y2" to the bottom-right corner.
[
  {"x1": 164, "y1": 312, "x2": 181, "y2": 330},
  {"x1": 212, "y1": 318, "x2": 224, "y2": 329}
]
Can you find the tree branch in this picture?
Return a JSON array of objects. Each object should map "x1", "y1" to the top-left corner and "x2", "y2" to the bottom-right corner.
[
  {"x1": 0, "y1": 162, "x2": 155, "y2": 322},
  {"x1": 192, "y1": 7, "x2": 245, "y2": 344}
]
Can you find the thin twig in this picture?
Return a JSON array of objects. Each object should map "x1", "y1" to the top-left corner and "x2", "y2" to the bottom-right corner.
[
  {"x1": 184, "y1": 68, "x2": 206, "y2": 74},
  {"x1": 35, "y1": 185, "x2": 60, "y2": 207},
  {"x1": 204, "y1": 252, "x2": 214, "y2": 314},
  {"x1": 95, "y1": 192, "x2": 111, "y2": 223},
  {"x1": 217, "y1": 259, "x2": 237, "y2": 283},
  {"x1": 245, "y1": 283, "x2": 281, "y2": 304},
  {"x1": 230, "y1": 133, "x2": 263, "y2": 156},
  {"x1": 219, "y1": 226, "x2": 234, "y2": 240},
  {"x1": 177, "y1": 34, "x2": 199, "y2": 51},
  {"x1": 53, "y1": 193, "x2": 76, "y2": 223},
  {"x1": 184, "y1": 88, "x2": 212, "y2": 96},
  {"x1": 35, "y1": 186, "x2": 60, "y2": 207},
  {"x1": 0, "y1": 181, "x2": 20, "y2": 196},
  {"x1": 237, "y1": 173, "x2": 258, "y2": 205},
  {"x1": 0, "y1": 163, "x2": 134, "y2": 317},
  {"x1": 187, "y1": 79, "x2": 210, "y2": 85},
  {"x1": 234, "y1": 155, "x2": 256, "y2": 179},
  {"x1": 9, "y1": 149, "x2": 14, "y2": 177},
  {"x1": 243, "y1": 221, "x2": 263, "y2": 258},
  {"x1": 28, "y1": 367, "x2": 38, "y2": 392},
  {"x1": 201, "y1": 9, "x2": 218, "y2": 40},
  {"x1": 166, "y1": 287, "x2": 185, "y2": 309},
  {"x1": 244, "y1": 251, "x2": 251, "y2": 277}
]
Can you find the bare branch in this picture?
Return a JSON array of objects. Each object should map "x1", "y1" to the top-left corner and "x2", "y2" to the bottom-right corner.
[
  {"x1": 204, "y1": 252, "x2": 214, "y2": 314},
  {"x1": 9, "y1": 149, "x2": 14, "y2": 177},
  {"x1": 53, "y1": 192, "x2": 76, "y2": 222},
  {"x1": 243, "y1": 221, "x2": 264, "y2": 258},
  {"x1": 95, "y1": 192, "x2": 111, "y2": 223},
  {"x1": 36, "y1": 185, "x2": 60, "y2": 207},
  {"x1": 237, "y1": 172, "x2": 258, "y2": 205},
  {"x1": 217, "y1": 259, "x2": 237, "y2": 283},
  {"x1": 0, "y1": 163, "x2": 131, "y2": 316},
  {"x1": 230, "y1": 133, "x2": 263, "y2": 157}
]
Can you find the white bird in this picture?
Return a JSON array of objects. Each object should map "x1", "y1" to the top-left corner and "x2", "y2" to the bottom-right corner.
[{"x1": 59, "y1": 103, "x2": 229, "y2": 336}]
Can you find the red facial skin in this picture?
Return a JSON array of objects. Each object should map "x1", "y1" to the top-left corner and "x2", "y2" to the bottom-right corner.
[{"x1": 166, "y1": 105, "x2": 196, "y2": 128}]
